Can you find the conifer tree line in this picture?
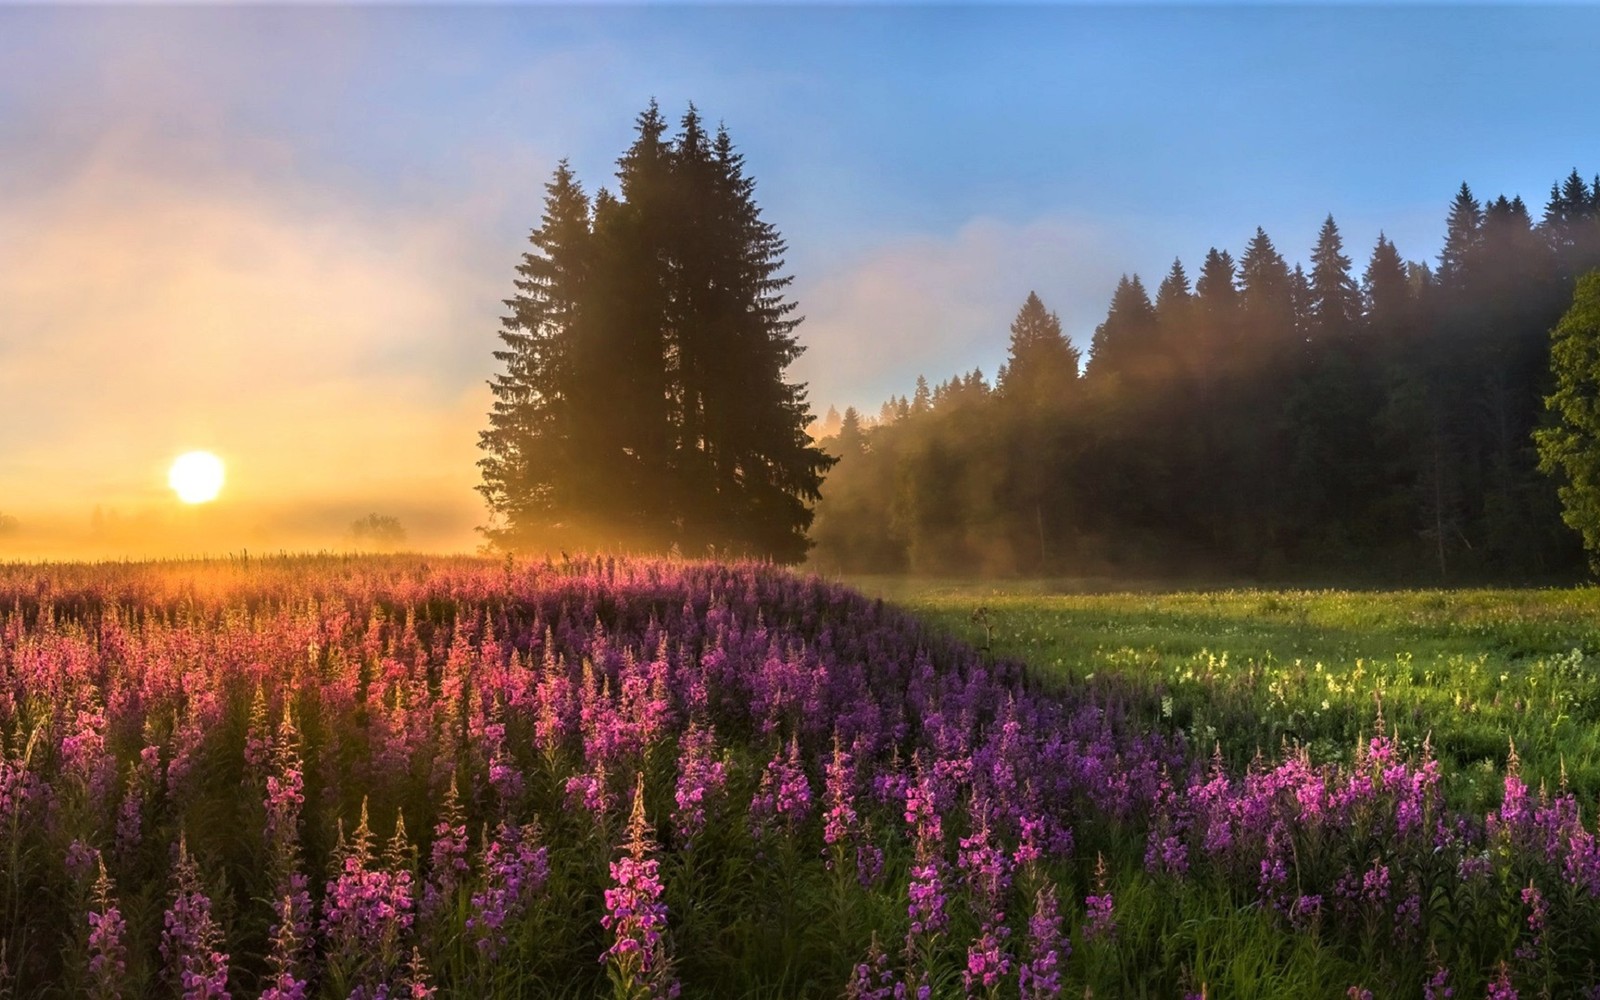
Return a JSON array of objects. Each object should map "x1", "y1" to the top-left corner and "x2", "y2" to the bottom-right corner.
[
  {"x1": 478, "y1": 101, "x2": 833, "y2": 563},
  {"x1": 811, "y1": 172, "x2": 1600, "y2": 581}
]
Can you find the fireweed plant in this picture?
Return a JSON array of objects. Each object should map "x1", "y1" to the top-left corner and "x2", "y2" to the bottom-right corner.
[{"x1": 0, "y1": 556, "x2": 1597, "y2": 997}]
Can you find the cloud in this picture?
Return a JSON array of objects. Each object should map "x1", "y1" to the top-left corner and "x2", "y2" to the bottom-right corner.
[
  {"x1": 0, "y1": 115, "x2": 506, "y2": 556},
  {"x1": 790, "y1": 215, "x2": 1131, "y2": 413}
]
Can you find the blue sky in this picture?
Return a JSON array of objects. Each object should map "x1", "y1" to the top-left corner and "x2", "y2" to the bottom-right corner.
[{"x1": 2, "y1": 4, "x2": 1598, "y2": 550}]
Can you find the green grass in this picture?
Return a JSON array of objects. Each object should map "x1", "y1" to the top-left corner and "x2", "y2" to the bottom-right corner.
[{"x1": 852, "y1": 578, "x2": 1600, "y2": 810}]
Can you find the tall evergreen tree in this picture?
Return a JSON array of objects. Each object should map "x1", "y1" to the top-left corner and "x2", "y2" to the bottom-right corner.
[
  {"x1": 1154, "y1": 259, "x2": 1196, "y2": 377},
  {"x1": 695, "y1": 120, "x2": 834, "y2": 560},
  {"x1": 1086, "y1": 275, "x2": 1157, "y2": 382},
  {"x1": 1310, "y1": 215, "x2": 1361, "y2": 344},
  {"x1": 479, "y1": 103, "x2": 831, "y2": 561},
  {"x1": 1154, "y1": 258, "x2": 1192, "y2": 321},
  {"x1": 1437, "y1": 182, "x2": 1484, "y2": 290},
  {"x1": 996, "y1": 291, "x2": 1080, "y2": 410},
  {"x1": 1362, "y1": 233, "x2": 1411, "y2": 333},
  {"x1": 911, "y1": 376, "x2": 932, "y2": 415},
  {"x1": 1238, "y1": 228, "x2": 1295, "y2": 340},
  {"x1": 478, "y1": 161, "x2": 592, "y2": 549}
]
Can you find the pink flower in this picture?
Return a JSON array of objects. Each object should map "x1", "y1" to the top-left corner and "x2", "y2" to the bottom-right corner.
[
  {"x1": 160, "y1": 837, "x2": 230, "y2": 1000},
  {"x1": 602, "y1": 776, "x2": 680, "y2": 1000}
]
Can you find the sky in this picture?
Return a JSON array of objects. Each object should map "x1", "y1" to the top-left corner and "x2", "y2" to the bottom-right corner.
[{"x1": 2, "y1": 4, "x2": 1598, "y2": 557}]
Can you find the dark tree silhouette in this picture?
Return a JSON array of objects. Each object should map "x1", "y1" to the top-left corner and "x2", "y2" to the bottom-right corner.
[
  {"x1": 809, "y1": 170, "x2": 1598, "y2": 583},
  {"x1": 479, "y1": 102, "x2": 831, "y2": 562}
]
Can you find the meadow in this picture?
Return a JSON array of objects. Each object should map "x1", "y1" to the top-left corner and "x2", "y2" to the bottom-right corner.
[
  {"x1": 1, "y1": 558, "x2": 1598, "y2": 998},
  {"x1": 861, "y1": 580, "x2": 1600, "y2": 811}
]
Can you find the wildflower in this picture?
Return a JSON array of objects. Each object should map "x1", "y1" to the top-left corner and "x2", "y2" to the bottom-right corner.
[
  {"x1": 467, "y1": 821, "x2": 550, "y2": 960},
  {"x1": 398, "y1": 946, "x2": 436, "y2": 999},
  {"x1": 964, "y1": 922, "x2": 1011, "y2": 992},
  {"x1": 1018, "y1": 883, "x2": 1066, "y2": 999},
  {"x1": 423, "y1": 773, "x2": 470, "y2": 922},
  {"x1": 264, "y1": 707, "x2": 305, "y2": 854},
  {"x1": 1084, "y1": 854, "x2": 1116, "y2": 942},
  {"x1": 160, "y1": 836, "x2": 231, "y2": 1000},
  {"x1": 845, "y1": 936, "x2": 895, "y2": 1000},
  {"x1": 749, "y1": 735, "x2": 812, "y2": 837},
  {"x1": 260, "y1": 895, "x2": 308, "y2": 1000},
  {"x1": 602, "y1": 775, "x2": 680, "y2": 1000},
  {"x1": 672, "y1": 723, "x2": 728, "y2": 846},
  {"x1": 907, "y1": 861, "x2": 949, "y2": 938},
  {"x1": 822, "y1": 732, "x2": 859, "y2": 851},
  {"x1": 322, "y1": 802, "x2": 415, "y2": 987},
  {"x1": 565, "y1": 759, "x2": 615, "y2": 818},
  {"x1": 1422, "y1": 960, "x2": 1453, "y2": 1000},
  {"x1": 86, "y1": 858, "x2": 127, "y2": 1000},
  {"x1": 245, "y1": 686, "x2": 272, "y2": 774},
  {"x1": 1486, "y1": 962, "x2": 1518, "y2": 1000},
  {"x1": 1521, "y1": 884, "x2": 1548, "y2": 936}
]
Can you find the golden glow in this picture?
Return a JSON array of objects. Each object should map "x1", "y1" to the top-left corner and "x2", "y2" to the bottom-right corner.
[{"x1": 168, "y1": 451, "x2": 225, "y2": 504}]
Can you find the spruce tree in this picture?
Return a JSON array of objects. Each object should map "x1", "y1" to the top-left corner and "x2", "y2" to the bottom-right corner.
[
  {"x1": 478, "y1": 161, "x2": 591, "y2": 549},
  {"x1": 911, "y1": 376, "x2": 932, "y2": 415},
  {"x1": 996, "y1": 291, "x2": 1080, "y2": 410},
  {"x1": 1194, "y1": 248, "x2": 1239, "y2": 378},
  {"x1": 479, "y1": 102, "x2": 831, "y2": 562},
  {"x1": 1239, "y1": 227, "x2": 1295, "y2": 339},
  {"x1": 1362, "y1": 233, "x2": 1410, "y2": 331},
  {"x1": 696, "y1": 120, "x2": 834, "y2": 560},
  {"x1": 1437, "y1": 182, "x2": 1483, "y2": 290},
  {"x1": 1310, "y1": 215, "x2": 1361, "y2": 343},
  {"x1": 1086, "y1": 275, "x2": 1157, "y2": 382}
]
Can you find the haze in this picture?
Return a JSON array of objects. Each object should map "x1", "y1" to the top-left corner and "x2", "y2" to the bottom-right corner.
[{"x1": 2, "y1": 4, "x2": 1597, "y2": 559}]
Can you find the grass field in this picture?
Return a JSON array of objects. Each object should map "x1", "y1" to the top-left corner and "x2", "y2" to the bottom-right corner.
[{"x1": 861, "y1": 579, "x2": 1600, "y2": 812}]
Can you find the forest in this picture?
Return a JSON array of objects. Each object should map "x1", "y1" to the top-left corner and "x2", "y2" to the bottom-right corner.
[{"x1": 809, "y1": 172, "x2": 1600, "y2": 582}]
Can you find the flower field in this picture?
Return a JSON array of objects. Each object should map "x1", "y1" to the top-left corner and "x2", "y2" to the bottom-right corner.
[{"x1": 2, "y1": 558, "x2": 1599, "y2": 998}]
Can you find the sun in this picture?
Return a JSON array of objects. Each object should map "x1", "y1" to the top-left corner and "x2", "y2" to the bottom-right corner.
[{"x1": 168, "y1": 451, "x2": 225, "y2": 504}]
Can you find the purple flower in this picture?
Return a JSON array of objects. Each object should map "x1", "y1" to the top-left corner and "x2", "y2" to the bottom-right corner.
[
  {"x1": 1486, "y1": 963, "x2": 1518, "y2": 1000},
  {"x1": 322, "y1": 803, "x2": 415, "y2": 988},
  {"x1": 66, "y1": 839, "x2": 99, "y2": 882},
  {"x1": 264, "y1": 708, "x2": 306, "y2": 853},
  {"x1": 672, "y1": 723, "x2": 728, "y2": 846},
  {"x1": 1018, "y1": 883, "x2": 1066, "y2": 999},
  {"x1": 245, "y1": 686, "x2": 272, "y2": 774},
  {"x1": 86, "y1": 858, "x2": 127, "y2": 1000},
  {"x1": 1521, "y1": 884, "x2": 1548, "y2": 935},
  {"x1": 907, "y1": 861, "x2": 949, "y2": 938},
  {"x1": 423, "y1": 773, "x2": 470, "y2": 922},
  {"x1": 1423, "y1": 961, "x2": 1453, "y2": 1000},
  {"x1": 963, "y1": 923, "x2": 1012, "y2": 992},
  {"x1": 602, "y1": 776, "x2": 680, "y2": 1000},
  {"x1": 160, "y1": 836, "x2": 231, "y2": 1000},
  {"x1": 749, "y1": 735, "x2": 812, "y2": 837},
  {"x1": 822, "y1": 733, "x2": 859, "y2": 851},
  {"x1": 903, "y1": 768, "x2": 943, "y2": 851},
  {"x1": 467, "y1": 821, "x2": 550, "y2": 959},
  {"x1": 846, "y1": 937, "x2": 895, "y2": 1000},
  {"x1": 260, "y1": 893, "x2": 309, "y2": 1000},
  {"x1": 1361, "y1": 862, "x2": 1391, "y2": 907},
  {"x1": 956, "y1": 805, "x2": 1010, "y2": 915},
  {"x1": 257, "y1": 971, "x2": 307, "y2": 1000},
  {"x1": 1289, "y1": 894, "x2": 1322, "y2": 931},
  {"x1": 565, "y1": 760, "x2": 615, "y2": 818},
  {"x1": 1084, "y1": 853, "x2": 1115, "y2": 942}
]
